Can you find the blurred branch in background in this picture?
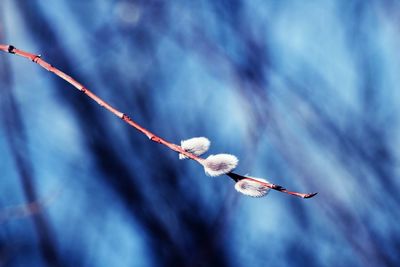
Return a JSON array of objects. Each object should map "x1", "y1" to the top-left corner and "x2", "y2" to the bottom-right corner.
[{"x1": 0, "y1": 190, "x2": 60, "y2": 225}]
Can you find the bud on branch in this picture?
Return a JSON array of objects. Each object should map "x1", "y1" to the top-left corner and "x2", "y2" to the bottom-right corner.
[
  {"x1": 235, "y1": 176, "x2": 271, "y2": 197},
  {"x1": 179, "y1": 137, "x2": 210, "y2": 159},
  {"x1": 203, "y1": 154, "x2": 238, "y2": 176}
]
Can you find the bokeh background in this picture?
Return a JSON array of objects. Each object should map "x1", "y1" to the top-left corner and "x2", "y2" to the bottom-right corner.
[{"x1": 1, "y1": 1, "x2": 399, "y2": 266}]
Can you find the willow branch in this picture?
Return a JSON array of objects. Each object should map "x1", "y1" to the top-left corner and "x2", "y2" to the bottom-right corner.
[{"x1": 0, "y1": 44, "x2": 317, "y2": 199}]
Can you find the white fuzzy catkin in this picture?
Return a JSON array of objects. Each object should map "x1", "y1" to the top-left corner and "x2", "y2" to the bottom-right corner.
[
  {"x1": 203, "y1": 154, "x2": 238, "y2": 176},
  {"x1": 179, "y1": 137, "x2": 210, "y2": 159},
  {"x1": 235, "y1": 177, "x2": 271, "y2": 197}
]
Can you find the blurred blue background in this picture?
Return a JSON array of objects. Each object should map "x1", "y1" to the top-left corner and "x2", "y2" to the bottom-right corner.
[{"x1": 1, "y1": 0, "x2": 399, "y2": 266}]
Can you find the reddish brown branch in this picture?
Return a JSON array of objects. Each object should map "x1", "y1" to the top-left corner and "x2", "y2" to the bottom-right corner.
[{"x1": 0, "y1": 44, "x2": 317, "y2": 199}]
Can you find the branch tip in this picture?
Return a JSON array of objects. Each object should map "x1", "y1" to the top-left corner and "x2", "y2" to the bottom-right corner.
[{"x1": 303, "y1": 192, "x2": 318, "y2": 199}]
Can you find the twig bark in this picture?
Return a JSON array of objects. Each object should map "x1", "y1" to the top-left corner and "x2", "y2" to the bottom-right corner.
[{"x1": 0, "y1": 44, "x2": 317, "y2": 199}]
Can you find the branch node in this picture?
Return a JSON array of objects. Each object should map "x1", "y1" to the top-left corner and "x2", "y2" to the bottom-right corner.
[
  {"x1": 7, "y1": 45, "x2": 15, "y2": 54},
  {"x1": 150, "y1": 135, "x2": 160, "y2": 142},
  {"x1": 121, "y1": 113, "x2": 129, "y2": 120},
  {"x1": 32, "y1": 55, "x2": 41, "y2": 63}
]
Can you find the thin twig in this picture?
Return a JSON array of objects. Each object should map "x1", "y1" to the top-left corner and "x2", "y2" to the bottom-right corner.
[
  {"x1": 0, "y1": 189, "x2": 60, "y2": 224},
  {"x1": 0, "y1": 44, "x2": 317, "y2": 199}
]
